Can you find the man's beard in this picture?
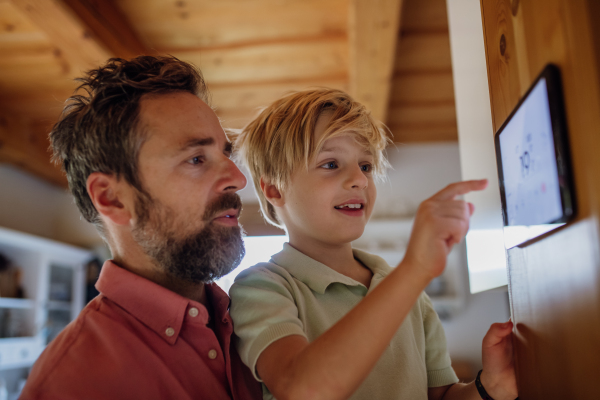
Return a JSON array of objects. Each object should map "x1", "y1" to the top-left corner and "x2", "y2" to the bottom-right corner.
[{"x1": 131, "y1": 192, "x2": 245, "y2": 284}]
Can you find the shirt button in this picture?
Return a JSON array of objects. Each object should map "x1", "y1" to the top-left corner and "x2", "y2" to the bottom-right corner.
[
  {"x1": 165, "y1": 327, "x2": 175, "y2": 337},
  {"x1": 188, "y1": 307, "x2": 199, "y2": 317},
  {"x1": 208, "y1": 349, "x2": 218, "y2": 360}
]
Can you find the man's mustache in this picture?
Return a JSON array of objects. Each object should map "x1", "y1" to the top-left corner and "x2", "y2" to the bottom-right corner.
[{"x1": 203, "y1": 192, "x2": 243, "y2": 222}]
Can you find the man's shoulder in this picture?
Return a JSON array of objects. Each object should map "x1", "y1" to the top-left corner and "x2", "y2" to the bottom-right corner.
[{"x1": 20, "y1": 295, "x2": 140, "y2": 398}]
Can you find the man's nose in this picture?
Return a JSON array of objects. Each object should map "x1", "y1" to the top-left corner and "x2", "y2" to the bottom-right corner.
[{"x1": 217, "y1": 157, "x2": 247, "y2": 193}]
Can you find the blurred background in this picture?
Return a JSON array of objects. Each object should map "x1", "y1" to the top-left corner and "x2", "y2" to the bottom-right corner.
[{"x1": 0, "y1": 0, "x2": 510, "y2": 396}]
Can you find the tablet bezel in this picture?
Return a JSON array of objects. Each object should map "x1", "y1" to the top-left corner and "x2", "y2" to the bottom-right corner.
[{"x1": 494, "y1": 64, "x2": 576, "y2": 228}]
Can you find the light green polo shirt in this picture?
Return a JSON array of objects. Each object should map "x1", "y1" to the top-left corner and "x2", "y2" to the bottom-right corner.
[{"x1": 229, "y1": 243, "x2": 458, "y2": 400}]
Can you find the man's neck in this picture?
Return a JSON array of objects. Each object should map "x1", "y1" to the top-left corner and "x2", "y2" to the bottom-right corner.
[
  {"x1": 287, "y1": 232, "x2": 373, "y2": 287},
  {"x1": 111, "y1": 239, "x2": 209, "y2": 307}
]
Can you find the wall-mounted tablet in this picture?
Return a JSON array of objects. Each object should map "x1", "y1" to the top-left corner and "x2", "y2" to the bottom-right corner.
[{"x1": 494, "y1": 64, "x2": 576, "y2": 249}]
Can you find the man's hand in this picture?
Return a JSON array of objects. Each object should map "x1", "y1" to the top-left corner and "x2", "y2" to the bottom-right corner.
[
  {"x1": 481, "y1": 320, "x2": 519, "y2": 400},
  {"x1": 403, "y1": 179, "x2": 488, "y2": 280}
]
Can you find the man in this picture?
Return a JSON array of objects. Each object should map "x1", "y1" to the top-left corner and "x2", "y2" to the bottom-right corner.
[{"x1": 20, "y1": 56, "x2": 262, "y2": 399}]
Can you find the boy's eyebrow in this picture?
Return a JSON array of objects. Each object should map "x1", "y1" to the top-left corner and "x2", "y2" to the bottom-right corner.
[
  {"x1": 319, "y1": 144, "x2": 373, "y2": 156},
  {"x1": 319, "y1": 145, "x2": 341, "y2": 153}
]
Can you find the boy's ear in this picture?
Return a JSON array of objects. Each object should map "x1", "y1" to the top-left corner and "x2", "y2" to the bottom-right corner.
[
  {"x1": 260, "y1": 177, "x2": 285, "y2": 207},
  {"x1": 87, "y1": 172, "x2": 133, "y2": 226}
]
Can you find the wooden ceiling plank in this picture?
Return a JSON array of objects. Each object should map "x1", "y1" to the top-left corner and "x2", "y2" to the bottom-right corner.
[
  {"x1": 176, "y1": 38, "x2": 348, "y2": 86},
  {"x1": 388, "y1": 72, "x2": 455, "y2": 104},
  {"x1": 401, "y1": 0, "x2": 449, "y2": 34},
  {"x1": 116, "y1": 0, "x2": 348, "y2": 50},
  {"x1": 394, "y1": 32, "x2": 452, "y2": 73},
  {"x1": 348, "y1": 0, "x2": 404, "y2": 123},
  {"x1": 61, "y1": 0, "x2": 147, "y2": 59},
  {"x1": 9, "y1": 0, "x2": 112, "y2": 73},
  {"x1": 0, "y1": 113, "x2": 66, "y2": 187},
  {"x1": 388, "y1": 124, "x2": 458, "y2": 142},
  {"x1": 387, "y1": 102, "x2": 456, "y2": 127}
]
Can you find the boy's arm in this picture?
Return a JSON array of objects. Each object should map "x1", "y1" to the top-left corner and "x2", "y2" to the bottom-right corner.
[
  {"x1": 256, "y1": 180, "x2": 488, "y2": 400},
  {"x1": 428, "y1": 321, "x2": 518, "y2": 400}
]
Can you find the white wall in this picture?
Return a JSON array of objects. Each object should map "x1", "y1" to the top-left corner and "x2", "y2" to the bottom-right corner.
[
  {"x1": 446, "y1": 0, "x2": 508, "y2": 292},
  {"x1": 0, "y1": 164, "x2": 101, "y2": 247}
]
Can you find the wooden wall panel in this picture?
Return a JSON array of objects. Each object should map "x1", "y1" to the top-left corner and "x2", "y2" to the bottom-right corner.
[{"x1": 480, "y1": 0, "x2": 600, "y2": 398}]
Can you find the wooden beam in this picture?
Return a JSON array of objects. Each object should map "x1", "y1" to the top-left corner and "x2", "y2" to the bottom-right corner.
[
  {"x1": 0, "y1": 114, "x2": 66, "y2": 187},
  {"x1": 10, "y1": 0, "x2": 112, "y2": 73},
  {"x1": 60, "y1": 0, "x2": 147, "y2": 59},
  {"x1": 348, "y1": 0, "x2": 404, "y2": 123}
]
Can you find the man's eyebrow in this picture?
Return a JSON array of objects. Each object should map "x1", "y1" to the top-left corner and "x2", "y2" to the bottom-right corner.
[
  {"x1": 224, "y1": 141, "x2": 233, "y2": 154},
  {"x1": 179, "y1": 137, "x2": 215, "y2": 152}
]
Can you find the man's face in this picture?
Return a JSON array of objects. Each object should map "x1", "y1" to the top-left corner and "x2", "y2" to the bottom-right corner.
[{"x1": 131, "y1": 92, "x2": 248, "y2": 283}]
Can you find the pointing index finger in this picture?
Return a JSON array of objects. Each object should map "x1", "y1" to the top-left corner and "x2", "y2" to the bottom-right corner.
[{"x1": 432, "y1": 179, "x2": 488, "y2": 201}]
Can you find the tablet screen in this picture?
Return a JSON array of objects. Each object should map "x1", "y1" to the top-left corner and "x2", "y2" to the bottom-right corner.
[{"x1": 498, "y1": 77, "x2": 564, "y2": 226}]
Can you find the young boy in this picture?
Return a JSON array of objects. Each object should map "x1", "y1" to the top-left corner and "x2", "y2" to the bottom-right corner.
[{"x1": 230, "y1": 89, "x2": 517, "y2": 400}]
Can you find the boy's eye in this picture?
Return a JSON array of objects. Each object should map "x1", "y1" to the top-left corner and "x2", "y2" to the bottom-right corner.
[
  {"x1": 320, "y1": 161, "x2": 338, "y2": 169},
  {"x1": 361, "y1": 163, "x2": 372, "y2": 173},
  {"x1": 187, "y1": 155, "x2": 205, "y2": 165}
]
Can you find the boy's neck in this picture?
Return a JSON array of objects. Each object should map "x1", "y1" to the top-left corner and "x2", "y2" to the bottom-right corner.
[{"x1": 287, "y1": 233, "x2": 373, "y2": 287}]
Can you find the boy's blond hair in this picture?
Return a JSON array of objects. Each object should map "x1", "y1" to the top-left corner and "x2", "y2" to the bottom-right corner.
[{"x1": 235, "y1": 88, "x2": 391, "y2": 229}]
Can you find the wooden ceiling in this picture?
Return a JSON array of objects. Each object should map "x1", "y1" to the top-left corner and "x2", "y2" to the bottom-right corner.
[{"x1": 0, "y1": 0, "x2": 456, "y2": 188}]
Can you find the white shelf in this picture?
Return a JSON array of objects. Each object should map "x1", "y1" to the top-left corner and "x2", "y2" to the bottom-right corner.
[
  {"x1": 0, "y1": 298, "x2": 33, "y2": 309},
  {"x1": 46, "y1": 300, "x2": 72, "y2": 312},
  {"x1": 0, "y1": 336, "x2": 44, "y2": 371},
  {"x1": 0, "y1": 226, "x2": 91, "y2": 374}
]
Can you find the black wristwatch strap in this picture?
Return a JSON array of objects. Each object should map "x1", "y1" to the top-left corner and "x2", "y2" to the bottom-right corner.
[{"x1": 475, "y1": 370, "x2": 495, "y2": 400}]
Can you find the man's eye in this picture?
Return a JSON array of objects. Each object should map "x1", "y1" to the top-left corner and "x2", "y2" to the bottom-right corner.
[
  {"x1": 321, "y1": 161, "x2": 338, "y2": 169},
  {"x1": 188, "y1": 156, "x2": 205, "y2": 165}
]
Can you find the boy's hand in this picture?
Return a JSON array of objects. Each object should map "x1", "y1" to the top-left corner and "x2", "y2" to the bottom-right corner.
[
  {"x1": 480, "y1": 320, "x2": 518, "y2": 399},
  {"x1": 403, "y1": 179, "x2": 488, "y2": 280}
]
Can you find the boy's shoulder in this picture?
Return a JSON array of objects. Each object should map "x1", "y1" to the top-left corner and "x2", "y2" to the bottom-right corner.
[{"x1": 233, "y1": 260, "x2": 296, "y2": 288}]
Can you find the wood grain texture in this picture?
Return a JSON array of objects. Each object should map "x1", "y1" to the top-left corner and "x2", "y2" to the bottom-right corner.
[
  {"x1": 176, "y1": 37, "x2": 348, "y2": 86},
  {"x1": 481, "y1": 0, "x2": 600, "y2": 398},
  {"x1": 9, "y1": 0, "x2": 111, "y2": 72},
  {"x1": 480, "y1": 0, "x2": 522, "y2": 131},
  {"x1": 0, "y1": 114, "x2": 66, "y2": 187},
  {"x1": 348, "y1": 0, "x2": 403, "y2": 123},
  {"x1": 61, "y1": 0, "x2": 147, "y2": 58},
  {"x1": 115, "y1": 0, "x2": 349, "y2": 50}
]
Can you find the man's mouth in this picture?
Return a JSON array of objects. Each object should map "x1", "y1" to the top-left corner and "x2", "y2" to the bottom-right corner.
[{"x1": 211, "y1": 209, "x2": 241, "y2": 226}]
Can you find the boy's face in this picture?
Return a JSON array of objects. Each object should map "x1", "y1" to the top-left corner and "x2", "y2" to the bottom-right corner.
[{"x1": 278, "y1": 113, "x2": 377, "y2": 246}]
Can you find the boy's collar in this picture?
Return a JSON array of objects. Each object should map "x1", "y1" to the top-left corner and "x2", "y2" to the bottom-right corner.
[{"x1": 269, "y1": 243, "x2": 392, "y2": 294}]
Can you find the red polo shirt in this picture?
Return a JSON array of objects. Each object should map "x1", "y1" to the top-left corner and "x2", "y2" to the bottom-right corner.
[{"x1": 20, "y1": 261, "x2": 262, "y2": 400}]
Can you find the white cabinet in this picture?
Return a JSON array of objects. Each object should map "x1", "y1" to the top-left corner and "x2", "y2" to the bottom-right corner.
[{"x1": 0, "y1": 227, "x2": 91, "y2": 395}]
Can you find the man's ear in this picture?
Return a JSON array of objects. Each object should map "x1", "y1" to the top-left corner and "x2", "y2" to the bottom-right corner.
[
  {"x1": 87, "y1": 172, "x2": 132, "y2": 226},
  {"x1": 260, "y1": 177, "x2": 285, "y2": 207}
]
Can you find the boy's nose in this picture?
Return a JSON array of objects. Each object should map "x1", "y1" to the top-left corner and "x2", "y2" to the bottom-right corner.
[{"x1": 346, "y1": 164, "x2": 368, "y2": 190}]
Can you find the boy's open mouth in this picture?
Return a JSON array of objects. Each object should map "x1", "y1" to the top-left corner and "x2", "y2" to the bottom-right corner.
[
  {"x1": 334, "y1": 203, "x2": 364, "y2": 209},
  {"x1": 334, "y1": 202, "x2": 365, "y2": 216}
]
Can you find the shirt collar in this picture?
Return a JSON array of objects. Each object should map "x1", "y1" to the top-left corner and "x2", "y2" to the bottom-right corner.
[
  {"x1": 96, "y1": 261, "x2": 230, "y2": 345},
  {"x1": 269, "y1": 243, "x2": 393, "y2": 294}
]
